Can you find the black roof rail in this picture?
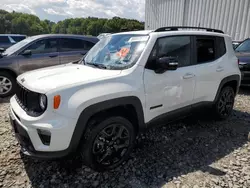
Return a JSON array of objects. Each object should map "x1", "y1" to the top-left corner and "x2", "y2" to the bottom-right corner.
[{"x1": 155, "y1": 26, "x2": 224, "y2": 34}]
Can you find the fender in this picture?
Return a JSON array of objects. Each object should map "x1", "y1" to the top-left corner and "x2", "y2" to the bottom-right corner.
[
  {"x1": 214, "y1": 74, "x2": 240, "y2": 103},
  {"x1": 67, "y1": 96, "x2": 145, "y2": 152}
]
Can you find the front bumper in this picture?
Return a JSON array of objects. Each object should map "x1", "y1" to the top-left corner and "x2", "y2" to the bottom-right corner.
[{"x1": 9, "y1": 96, "x2": 77, "y2": 159}]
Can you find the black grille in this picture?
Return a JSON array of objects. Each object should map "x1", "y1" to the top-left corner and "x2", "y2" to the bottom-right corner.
[{"x1": 15, "y1": 82, "x2": 44, "y2": 117}]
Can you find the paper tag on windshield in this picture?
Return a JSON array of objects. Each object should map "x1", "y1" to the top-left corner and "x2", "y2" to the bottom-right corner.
[{"x1": 128, "y1": 36, "x2": 149, "y2": 43}]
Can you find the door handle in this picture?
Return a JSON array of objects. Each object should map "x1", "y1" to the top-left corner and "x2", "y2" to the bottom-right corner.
[
  {"x1": 216, "y1": 66, "x2": 224, "y2": 72},
  {"x1": 49, "y1": 55, "x2": 58, "y2": 58},
  {"x1": 183, "y1": 73, "x2": 195, "y2": 79}
]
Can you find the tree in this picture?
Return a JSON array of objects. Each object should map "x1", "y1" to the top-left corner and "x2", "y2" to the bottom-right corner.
[{"x1": 0, "y1": 9, "x2": 144, "y2": 36}]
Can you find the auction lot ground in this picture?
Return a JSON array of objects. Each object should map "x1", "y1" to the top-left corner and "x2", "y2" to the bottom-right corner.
[{"x1": 1, "y1": 88, "x2": 250, "y2": 188}]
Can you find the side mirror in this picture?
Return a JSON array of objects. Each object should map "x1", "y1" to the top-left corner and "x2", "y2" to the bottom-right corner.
[
  {"x1": 22, "y1": 50, "x2": 32, "y2": 56},
  {"x1": 155, "y1": 56, "x2": 178, "y2": 73}
]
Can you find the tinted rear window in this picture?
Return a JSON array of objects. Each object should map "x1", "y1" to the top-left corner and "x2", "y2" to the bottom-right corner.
[
  {"x1": 60, "y1": 38, "x2": 93, "y2": 52},
  {"x1": 0, "y1": 36, "x2": 10, "y2": 43},
  {"x1": 11, "y1": 36, "x2": 26, "y2": 42},
  {"x1": 216, "y1": 37, "x2": 226, "y2": 58}
]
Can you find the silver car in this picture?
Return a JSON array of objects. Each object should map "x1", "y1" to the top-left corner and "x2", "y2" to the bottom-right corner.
[{"x1": 0, "y1": 34, "x2": 99, "y2": 97}]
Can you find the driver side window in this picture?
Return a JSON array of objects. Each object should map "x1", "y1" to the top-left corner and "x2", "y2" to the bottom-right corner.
[
  {"x1": 24, "y1": 39, "x2": 58, "y2": 54},
  {"x1": 146, "y1": 36, "x2": 191, "y2": 70}
]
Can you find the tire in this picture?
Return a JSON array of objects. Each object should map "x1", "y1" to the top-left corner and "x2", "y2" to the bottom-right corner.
[
  {"x1": 214, "y1": 86, "x2": 235, "y2": 120},
  {"x1": 0, "y1": 71, "x2": 16, "y2": 98},
  {"x1": 80, "y1": 116, "x2": 136, "y2": 171}
]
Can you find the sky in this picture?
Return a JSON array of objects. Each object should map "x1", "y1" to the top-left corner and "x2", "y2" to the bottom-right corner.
[{"x1": 2, "y1": 0, "x2": 145, "y2": 22}]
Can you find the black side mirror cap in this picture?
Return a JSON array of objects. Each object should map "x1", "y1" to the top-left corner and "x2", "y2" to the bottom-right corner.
[{"x1": 155, "y1": 56, "x2": 178, "y2": 73}]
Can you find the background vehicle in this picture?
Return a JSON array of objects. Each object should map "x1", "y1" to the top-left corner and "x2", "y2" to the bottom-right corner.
[
  {"x1": 232, "y1": 41, "x2": 242, "y2": 50},
  {"x1": 235, "y1": 38, "x2": 250, "y2": 86},
  {"x1": 0, "y1": 34, "x2": 26, "y2": 50},
  {"x1": 9, "y1": 27, "x2": 240, "y2": 171},
  {"x1": 97, "y1": 33, "x2": 111, "y2": 39},
  {"x1": 0, "y1": 34, "x2": 99, "y2": 97}
]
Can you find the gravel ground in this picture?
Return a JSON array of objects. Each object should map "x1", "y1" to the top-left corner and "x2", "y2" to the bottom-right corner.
[{"x1": 0, "y1": 88, "x2": 250, "y2": 188}]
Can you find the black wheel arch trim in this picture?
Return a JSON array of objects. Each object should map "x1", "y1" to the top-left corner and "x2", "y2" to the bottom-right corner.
[
  {"x1": 67, "y1": 96, "x2": 145, "y2": 153},
  {"x1": 214, "y1": 74, "x2": 240, "y2": 103}
]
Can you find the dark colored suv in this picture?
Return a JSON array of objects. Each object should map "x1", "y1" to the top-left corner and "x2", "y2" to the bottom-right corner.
[
  {"x1": 0, "y1": 34, "x2": 99, "y2": 97},
  {"x1": 0, "y1": 34, "x2": 27, "y2": 50},
  {"x1": 235, "y1": 38, "x2": 250, "y2": 86}
]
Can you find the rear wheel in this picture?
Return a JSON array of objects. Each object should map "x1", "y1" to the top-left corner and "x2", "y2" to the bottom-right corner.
[
  {"x1": 0, "y1": 71, "x2": 16, "y2": 98},
  {"x1": 214, "y1": 86, "x2": 235, "y2": 120},
  {"x1": 80, "y1": 116, "x2": 136, "y2": 171}
]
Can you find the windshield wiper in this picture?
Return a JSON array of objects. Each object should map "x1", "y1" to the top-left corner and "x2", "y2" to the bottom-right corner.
[{"x1": 86, "y1": 62, "x2": 107, "y2": 69}]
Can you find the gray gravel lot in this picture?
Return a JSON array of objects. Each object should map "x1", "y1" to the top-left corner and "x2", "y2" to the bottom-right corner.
[{"x1": 0, "y1": 88, "x2": 250, "y2": 188}]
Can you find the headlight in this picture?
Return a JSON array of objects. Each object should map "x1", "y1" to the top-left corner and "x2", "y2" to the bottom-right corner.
[{"x1": 39, "y1": 94, "x2": 47, "y2": 110}]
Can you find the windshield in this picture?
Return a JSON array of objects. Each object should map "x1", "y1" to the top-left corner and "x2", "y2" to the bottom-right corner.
[
  {"x1": 84, "y1": 34, "x2": 149, "y2": 70},
  {"x1": 3, "y1": 36, "x2": 36, "y2": 56},
  {"x1": 235, "y1": 39, "x2": 250, "y2": 52}
]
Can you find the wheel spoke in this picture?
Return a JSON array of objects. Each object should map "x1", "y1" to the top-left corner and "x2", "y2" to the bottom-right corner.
[
  {"x1": 0, "y1": 87, "x2": 3, "y2": 93},
  {"x1": 4, "y1": 82, "x2": 11, "y2": 86},
  {"x1": 2, "y1": 78, "x2": 7, "y2": 83},
  {"x1": 3, "y1": 86, "x2": 9, "y2": 91},
  {"x1": 99, "y1": 150, "x2": 110, "y2": 163},
  {"x1": 114, "y1": 143, "x2": 129, "y2": 151}
]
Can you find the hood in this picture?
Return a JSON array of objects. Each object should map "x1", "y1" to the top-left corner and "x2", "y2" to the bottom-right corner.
[{"x1": 17, "y1": 64, "x2": 122, "y2": 93}]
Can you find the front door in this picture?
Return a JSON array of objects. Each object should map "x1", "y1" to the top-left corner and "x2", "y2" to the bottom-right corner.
[
  {"x1": 144, "y1": 36, "x2": 196, "y2": 123},
  {"x1": 18, "y1": 38, "x2": 60, "y2": 74}
]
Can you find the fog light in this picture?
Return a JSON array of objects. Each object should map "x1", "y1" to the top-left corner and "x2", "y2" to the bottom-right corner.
[{"x1": 37, "y1": 129, "x2": 51, "y2": 146}]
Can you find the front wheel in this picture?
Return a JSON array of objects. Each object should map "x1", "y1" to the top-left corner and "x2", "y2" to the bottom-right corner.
[
  {"x1": 0, "y1": 71, "x2": 16, "y2": 98},
  {"x1": 80, "y1": 116, "x2": 136, "y2": 171},
  {"x1": 214, "y1": 86, "x2": 235, "y2": 120}
]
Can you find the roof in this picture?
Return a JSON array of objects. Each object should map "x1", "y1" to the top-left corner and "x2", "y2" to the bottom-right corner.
[
  {"x1": 32, "y1": 34, "x2": 98, "y2": 39},
  {"x1": 0, "y1": 34, "x2": 27, "y2": 36},
  {"x1": 113, "y1": 30, "x2": 153, "y2": 35}
]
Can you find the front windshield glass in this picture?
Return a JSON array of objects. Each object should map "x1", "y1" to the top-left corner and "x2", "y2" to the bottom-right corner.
[
  {"x1": 3, "y1": 36, "x2": 36, "y2": 56},
  {"x1": 235, "y1": 39, "x2": 250, "y2": 52},
  {"x1": 84, "y1": 34, "x2": 149, "y2": 70}
]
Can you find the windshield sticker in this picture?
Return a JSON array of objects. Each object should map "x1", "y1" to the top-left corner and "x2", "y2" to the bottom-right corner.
[
  {"x1": 116, "y1": 47, "x2": 130, "y2": 58},
  {"x1": 128, "y1": 36, "x2": 149, "y2": 43}
]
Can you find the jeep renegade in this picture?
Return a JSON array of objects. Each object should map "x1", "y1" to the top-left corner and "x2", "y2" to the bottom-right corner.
[{"x1": 9, "y1": 27, "x2": 241, "y2": 171}]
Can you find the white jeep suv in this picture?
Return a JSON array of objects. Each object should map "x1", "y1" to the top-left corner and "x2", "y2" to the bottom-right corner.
[{"x1": 9, "y1": 27, "x2": 241, "y2": 171}]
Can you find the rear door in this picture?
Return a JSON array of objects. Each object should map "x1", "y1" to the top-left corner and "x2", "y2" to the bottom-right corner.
[
  {"x1": 192, "y1": 36, "x2": 227, "y2": 103},
  {"x1": 58, "y1": 38, "x2": 95, "y2": 64},
  {"x1": 18, "y1": 38, "x2": 60, "y2": 74}
]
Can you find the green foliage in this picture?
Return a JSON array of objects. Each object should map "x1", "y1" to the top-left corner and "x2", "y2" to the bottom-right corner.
[{"x1": 0, "y1": 9, "x2": 144, "y2": 36}]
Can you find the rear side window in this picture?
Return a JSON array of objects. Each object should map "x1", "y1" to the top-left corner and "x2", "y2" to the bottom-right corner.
[
  {"x1": 235, "y1": 39, "x2": 250, "y2": 52},
  {"x1": 0, "y1": 36, "x2": 10, "y2": 43},
  {"x1": 196, "y1": 37, "x2": 215, "y2": 64},
  {"x1": 216, "y1": 37, "x2": 226, "y2": 57},
  {"x1": 11, "y1": 36, "x2": 26, "y2": 42},
  {"x1": 85, "y1": 41, "x2": 95, "y2": 50},
  {"x1": 60, "y1": 38, "x2": 92, "y2": 52}
]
